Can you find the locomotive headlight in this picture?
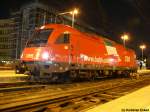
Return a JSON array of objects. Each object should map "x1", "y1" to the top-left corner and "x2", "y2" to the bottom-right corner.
[
  {"x1": 109, "y1": 58, "x2": 115, "y2": 64},
  {"x1": 109, "y1": 58, "x2": 114, "y2": 62},
  {"x1": 42, "y1": 52, "x2": 49, "y2": 60}
]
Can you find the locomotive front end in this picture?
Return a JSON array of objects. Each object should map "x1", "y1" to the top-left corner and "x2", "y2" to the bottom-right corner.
[
  {"x1": 15, "y1": 26, "x2": 54, "y2": 76},
  {"x1": 16, "y1": 24, "x2": 72, "y2": 81}
]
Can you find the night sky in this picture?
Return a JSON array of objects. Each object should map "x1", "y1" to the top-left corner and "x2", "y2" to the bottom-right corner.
[{"x1": 0, "y1": 0, "x2": 150, "y2": 57}]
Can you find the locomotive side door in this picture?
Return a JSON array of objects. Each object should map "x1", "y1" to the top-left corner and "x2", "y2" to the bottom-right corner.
[{"x1": 54, "y1": 31, "x2": 72, "y2": 64}]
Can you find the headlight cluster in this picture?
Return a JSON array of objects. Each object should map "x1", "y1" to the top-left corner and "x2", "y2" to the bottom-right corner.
[{"x1": 42, "y1": 52, "x2": 49, "y2": 60}]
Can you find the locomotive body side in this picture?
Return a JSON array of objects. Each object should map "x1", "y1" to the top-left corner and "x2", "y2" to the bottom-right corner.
[{"x1": 16, "y1": 24, "x2": 137, "y2": 80}]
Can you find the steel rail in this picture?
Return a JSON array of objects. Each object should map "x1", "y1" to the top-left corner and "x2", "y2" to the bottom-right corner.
[{"x1": 1, "y1": 77, "x2": 150, "y2": 112}]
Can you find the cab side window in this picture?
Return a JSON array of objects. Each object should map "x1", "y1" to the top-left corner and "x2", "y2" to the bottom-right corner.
[{"x1": 55, "y1": 32, "x2": 70, "y2": 44}]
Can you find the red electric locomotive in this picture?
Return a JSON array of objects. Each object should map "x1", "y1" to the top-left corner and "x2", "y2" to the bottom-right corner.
[{"x1": 16, "y1": 24, "x2": 137, "y2": 81}]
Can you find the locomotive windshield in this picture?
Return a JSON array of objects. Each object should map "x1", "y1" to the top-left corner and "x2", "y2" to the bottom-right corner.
[{"x1": 27, "y1": 29, "x2": 53, "y2": 47}]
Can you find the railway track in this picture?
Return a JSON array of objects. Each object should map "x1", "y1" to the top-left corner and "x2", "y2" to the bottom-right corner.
[
  {"x1": 0, "y1": 84, "x2": 47, "y2": 92},
  {"x1": 1, "y1": 75, "x2": 150, "y2": 112}
]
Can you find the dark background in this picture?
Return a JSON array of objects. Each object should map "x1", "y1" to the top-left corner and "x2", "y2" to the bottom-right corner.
[{"x1": 0, "y1": 0, "x2": 150, "y2": 57}]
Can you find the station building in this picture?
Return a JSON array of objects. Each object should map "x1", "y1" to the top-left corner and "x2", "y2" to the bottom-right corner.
[
  {"x1": 11, "y1": 1, "x2": 106, "y2": 59},
  {"x1": 0, "y1": 19, "x2": 15, "y2": 64}
]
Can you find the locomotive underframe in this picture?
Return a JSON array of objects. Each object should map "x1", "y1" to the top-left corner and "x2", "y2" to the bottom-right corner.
[{"x1": 16, "y1": 60, "x2": 137, "y2": 82}]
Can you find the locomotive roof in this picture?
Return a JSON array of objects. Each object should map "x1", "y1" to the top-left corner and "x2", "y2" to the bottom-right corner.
[{"x1": 41, "y1": 24, "x2": 134, "y2": 52}]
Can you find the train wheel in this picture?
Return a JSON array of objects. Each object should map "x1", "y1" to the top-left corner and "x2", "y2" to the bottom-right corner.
[
  {"x1": 54, "y1": 72, "x2": 72, "y2": 83},
  {"x1": 63, "y1": 71, "x2": 72, "y2": 83},
  {"x1": 70, "y1": 70, "x2": 77, "y2": 81},
  {"x1": 89, "y1": 71, "x2": 96, "y2": 81},
  {"x1": 30, "y1": 67, "x2": 40, "y2": 82},
  {"x1": 112, "y1": 71, "x2": 117, "y2": 78},
  {"x1": 124, "y1": 71, "x2": 130, "y2": 78}
]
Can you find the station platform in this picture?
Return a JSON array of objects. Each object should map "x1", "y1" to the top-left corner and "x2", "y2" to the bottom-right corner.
[
  {"x1": 0, "y1": 69, "x2": 149, "y2": 84},
  {"x1": 85, "y1": 85, "x2": 150, "y2": 112},
  {"x1": 137, "y1": 69, "x2": 150, "y2": 74},
  {"x1": 0, "y1": 70, "x2": 28, "y2": 83}
]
